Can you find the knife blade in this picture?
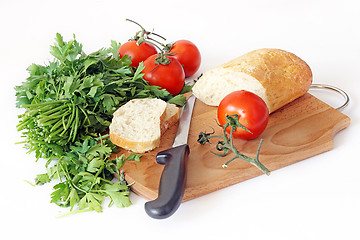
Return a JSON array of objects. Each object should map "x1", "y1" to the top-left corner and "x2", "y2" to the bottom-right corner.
[{"x1": 144, "y1": 95, "x2": 196, "y2": 219}]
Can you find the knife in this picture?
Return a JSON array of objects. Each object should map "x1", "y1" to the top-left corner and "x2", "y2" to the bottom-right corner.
[{"x1": 144, "y1": 95, "x2": 196, "y2": 219}]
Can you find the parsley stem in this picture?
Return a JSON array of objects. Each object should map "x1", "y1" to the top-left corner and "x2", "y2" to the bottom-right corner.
[
  {"x1": 78, "y1": 106, "x2": 91, "y2": 127},
  {"x1": 39, "y1": 104, "x2": 69, "y2": 116},
  {"x1": 58, "y1": 160, "x2": 87, "y2": 194},
  {"x1": 57, "y1": 208, "x2": 93, "y2": 218},
  {"x1": 63, "y1": 103, "x2": 76, "y2": 131},
  {"x1": 20, "y1": 99, "x2": 68, "y2": 108},
  {"x1": 89, "y1": 165, "x2": 105, "y2": 191},
  {"x1": 95, "y1": 134, "x2": 109, "y2": 141},
  {"x1": 72, "y1": 107, "x2": 79, "y2": 142},
  {"x1": 39, "y1": 118, "x2": 59, "y2": 127},
  {"x1": 48, "y1": 126, "x2": 66, "y2": 139},
  {"x1": 50, "y1": 118, "x2": 66, "y2": 132},
  {"x1": 39, "y1": 111, "x2": 68, "y2": 123},
  {"x1": 16, "y1": 117, "x2": 33, "y2": 131}
]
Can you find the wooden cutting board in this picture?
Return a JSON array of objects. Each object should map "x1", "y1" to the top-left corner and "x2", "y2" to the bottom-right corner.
[{"x1": 116, "y1": 93, "x2": 350, "y2": 202}]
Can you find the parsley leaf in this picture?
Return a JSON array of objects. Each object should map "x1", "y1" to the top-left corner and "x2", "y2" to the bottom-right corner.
[
  {"x1": 104, "y1": 183, "x2": 132, "y2": 208},
  {"x1": 79, "y1": 192, "x2": 104, "y2": 212}
]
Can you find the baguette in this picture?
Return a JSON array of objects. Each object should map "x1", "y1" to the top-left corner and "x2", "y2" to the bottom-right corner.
[
  {"x1": 109, "y1": 98, "x2": 180, "y2": 153},
  {"x1": 192, "y1": 48, "x2": 313, "y2": 113}
]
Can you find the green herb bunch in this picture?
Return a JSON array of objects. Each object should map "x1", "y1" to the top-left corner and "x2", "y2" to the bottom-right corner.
[{"x1": 15, "y1": 33, "x2": 187, "y2": 214}]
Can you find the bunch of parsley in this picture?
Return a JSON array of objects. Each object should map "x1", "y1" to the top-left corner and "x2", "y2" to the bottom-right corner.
[{"x1": 15, "y1": 33, "x2": 187, "y2": 214}]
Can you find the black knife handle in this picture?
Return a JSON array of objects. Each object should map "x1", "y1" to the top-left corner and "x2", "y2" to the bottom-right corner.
[{"x1": 144, "y1": 144, "x2": 189, "y2": 219}]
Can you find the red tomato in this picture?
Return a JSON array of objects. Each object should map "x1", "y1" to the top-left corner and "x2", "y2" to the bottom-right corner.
[
  {"x1": 118, "y1": 40, "x2": 157, "y2": 68},
  {"x1": 169, "y1": 40, "x2": 201, "y2": 77},
  {"x1": 217, "y1": 90, "x2": 269, "y2": 140},
  {"x1": 142, "y1": 54, "x2": 185, "y2": 95}
]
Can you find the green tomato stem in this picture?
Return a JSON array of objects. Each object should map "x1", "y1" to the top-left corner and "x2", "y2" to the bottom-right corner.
[{"x1": 198, "y1": 114, "x2": 270, "y2": 175}]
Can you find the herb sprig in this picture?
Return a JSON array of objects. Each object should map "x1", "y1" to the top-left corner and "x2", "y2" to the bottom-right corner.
[{"x1": 197, "y1": 114, "x2": 271, "y2": 175}]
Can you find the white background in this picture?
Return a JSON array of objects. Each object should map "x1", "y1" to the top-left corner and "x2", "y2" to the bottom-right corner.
[{"x1": 1, "y1": 0, "x2": 359, "y2": 239}]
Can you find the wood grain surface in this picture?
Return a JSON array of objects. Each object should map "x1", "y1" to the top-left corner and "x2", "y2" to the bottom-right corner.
[{"x1": 116, "y1": 93, "x2": 350, "y2": 202}]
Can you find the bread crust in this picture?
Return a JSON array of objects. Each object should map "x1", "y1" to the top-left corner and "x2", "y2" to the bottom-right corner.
[
  {"x1": 160, "y1": 105, "x2": 180, "y2": 133},
  {"x1": 221, "y1": 48, "x2": 313, "y2": 112},
  {"x1": 109, "y1": 132, "x2": 160, "y2": 153}
]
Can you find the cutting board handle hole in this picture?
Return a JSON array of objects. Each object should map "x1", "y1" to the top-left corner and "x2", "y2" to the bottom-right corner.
[{"x1": 309, "y1": 84, "x2": 349, "y2": 111}]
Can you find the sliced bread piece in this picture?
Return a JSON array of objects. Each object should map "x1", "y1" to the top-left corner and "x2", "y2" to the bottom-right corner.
[
  {"x1": 109, "y1": 98, "x2": 181, "y2": 153},
  {"x1": 109, "y1": 98, "x2": 167, "y2": 153}
]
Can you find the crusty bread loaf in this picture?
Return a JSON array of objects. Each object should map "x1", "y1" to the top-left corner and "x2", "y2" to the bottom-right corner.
[
  {"x1": 109, "y1": 98, "x2": 180, "y2": 153},
  {"x1": 192, "y1": 48, "x2": 313, "y2": 113}
]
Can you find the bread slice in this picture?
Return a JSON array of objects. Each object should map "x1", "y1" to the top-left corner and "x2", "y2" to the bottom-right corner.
[
  {"x1": 109, "y1": 98, "x2": 180, "y2": 153},
  {"x1": 192, "y1": 48, "x2": 312, "y2": 113}
]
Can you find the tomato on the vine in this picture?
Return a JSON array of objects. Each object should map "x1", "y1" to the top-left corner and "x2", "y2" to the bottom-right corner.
[
  {"x1": 118, "y1": 40, "x2": 157, "y2": 68},
  {"x1": 142, "y1": 54, "x2": 185, "y2": 95},
  {"x1": 169, "y1": 40, "x2": 201, "y2": 77},
  {"x1": 217, "y1": 90, "x2": 269, "y2": 140}
]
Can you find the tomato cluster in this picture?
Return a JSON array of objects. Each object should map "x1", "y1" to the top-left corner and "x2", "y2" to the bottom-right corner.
[
  {"x1": 118, "y1": 20, "x2": 201, "y2": 95},
  {"x1": 120, "y1": 20, "x2": 269, "y2": 140}
]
